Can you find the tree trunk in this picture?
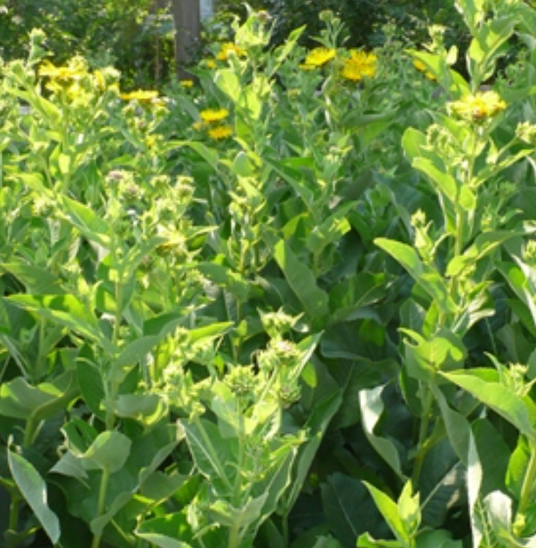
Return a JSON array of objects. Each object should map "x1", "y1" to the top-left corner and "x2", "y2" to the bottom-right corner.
[{"x1": 170, "y1": 0, "x2": 200, "y2": 80}]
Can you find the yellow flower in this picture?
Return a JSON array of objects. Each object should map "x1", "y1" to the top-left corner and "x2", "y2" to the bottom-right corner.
[
  {"x1": 39, "y1": 57, "x2": 88, "y2": 82},
  {"x1": 413, "y1": 59, "x2": 436, "y2": 81},
  {"x1": 120, "y1": 90, "x2": 159, "y2": 102},
  {"x1": 217, "y1": 43, "x2": 246, "y2": 61},
  {"x1": 205, "y1": 59, "x2": 217, "y2": 69},
  {"x1": 180, "y1": 79, "x2": 194, "y2": 88},
  {"x1": 304, "y1": 47, "x2": 336, "y2": 67},
  {"x1": 199, "y1": 108, "x2": 229, "y2": 123},
  {"x1": 208, "y1": 125, "x2": 233, "y2": 140},
  {"x1": 192, "y1": 121, "x2": 205, "y2": 131},
  {"x1": 341, "y1": 50, "x2": 377, "y2": 81},
  {"x1": 449, "y1": 90, "x2": 506, "y2": 122}
]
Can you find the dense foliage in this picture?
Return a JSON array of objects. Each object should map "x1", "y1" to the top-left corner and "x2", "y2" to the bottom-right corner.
[
  {"x1": 2, "y1": 1, "x2": 536, "y2": 548},
  {"x1": 0, "y1": 0, "x2": 167, "y2": 88}
]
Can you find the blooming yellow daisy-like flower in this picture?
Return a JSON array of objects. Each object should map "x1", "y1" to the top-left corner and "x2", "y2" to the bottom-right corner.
[
  {"x1": 199, "y1": 108, "x2": 229, "y2": 124},
  {"x1": 304, "y1": 47, "x2": 336, "y2": 68},
  {"x1": 413, "y1": 59, "x2": 436, "y2": 81},
  {"x1": 341, "y1": 50, "x2": 377, "y2": 82},
  {"x1": 205, "y1": 59, "x2": 217, "y2": 69},
  {"x1": 39, "y1": 58, "x2": 88, "y2": 82},
  {"x1": 180, "y1": 79, "x2": 194, "y2": 88},
  {"x1": 208, "y1": 125, "x2": 233, "y2": 140},
  {"x1": 121, "y1": 90, "x2": 159, "y2": 102},
  {"x1": 449, "y1": 90, "x2": 506, "y2": 122},
  {"x1": 217, "y1": 42, "x2": 246, "y2": 61}
]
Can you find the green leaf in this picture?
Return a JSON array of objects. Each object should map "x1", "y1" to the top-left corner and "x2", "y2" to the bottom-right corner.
[
  {"x1": 357, "y1": 533, "x2": 402, "y2": 547},
  {"x1": 398, "y1": 481, "x2": 420, "y2": 537},
  {"x1": 375, "y1": 239, "x2": 456, "y2": 315},
  {"x1": 209, "y1": 495, "x2": 267, "y2": 529},
  {"x1": 412, "y1": 158, "x2": 458, "y2": 205},
  {"x1": 60, "y1": 196, "x2": 111, "y2": 248},
  {"x1": 274, "y1": 240, "x2": 329, "y2": 328},
  {"x1": 441, "y1": 369, "x2": 536, "y2": 441},
  {"x1": 136, "y1": 513, "x2": 194, "y2": 548},
  {"x1": 8, "y1": 449, "x2": 61, "y2": 544},
  {"x1": 6, "y1": 294, "x2": 114, "y2": 353},
  {"x1": 402, "y1": 328, "x2": 466, "y2": 382},
  {"x1": 0, "y1": 370, "x2": 79, "y2": 422},
  {"x1": 454, "y1": 0, "x2": 486, "y2": 34},
  {"x1": 1, "y1": 261, "x2": 64, "y2": 294},
  {"x1": 419, "y1": 439, "x2": 465, "y2": 528},
  {"x1": 363, "y1": 482, "x2": 409, "y2": 547},
  {"x1": 321, "y1": 474, "x2": 382, "y2": 548},
  {"x1": 215, "y1": 68, "x2": 241, "y2": 101},
  {"x1": 305, "y1": 202, "x2": 355, "y2": 256},
  {"x1": 431, "y1": 385, "x2": 471, "y2": 465},
  {"x1": 283, "y1": 389, "x2": 342, "y2": 513},
  {"x1": 82, "y1": 431, "x2": 132, "y2": 474},
  {"x1": 360, "y1": 386, "x2": 404, "y2": 478},
  {"x1": 181, "y1": 418, "x2": 238, "y2": 494},
  {"x1": 114, "y1": 394, "x2": 167, "y2": 427}
]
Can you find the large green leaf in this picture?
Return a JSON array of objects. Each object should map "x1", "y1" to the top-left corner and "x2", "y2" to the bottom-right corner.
[
  {"x1": 273, "y1": 240, "x2": 329, "y2": 328},
  {"x1": 6, "y1": 294, "x2": 114, "y2": 353},
  {"x1": 360, "y1": 386, "x2": 404, "y2": 479},
  {"x1": 8, "y1": 449, "x2": 61, "y2": 544},
  {"x1": 136, "y1": 513, "x2": 194, "y2": 548},
  {"x1": 441, "y1": 369, "x2": 536, "y2": 441},
  {"x1": 0, "y1": 370, "x2": 79, "y2": 422},
  {"x1": 374, "y1": 239, "x2": 456, "y2": 315},
  {"x1": 321, "y1": 474, "x2": 383, "y2": 548}
]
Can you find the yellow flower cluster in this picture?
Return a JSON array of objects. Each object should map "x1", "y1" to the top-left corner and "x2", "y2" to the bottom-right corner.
[
  {"x1": 217, "y1": 42, "x2": 246, "y2": 61},
  {"x1": 413, "y1": 59, "x2": 436, "y2": 81},
  {"x1": 341, "y1": 51, "x2": 377, "y2": 82},
  {"x1": 120, "y1": 90, "x2": 160, "y2": 103},
  {"x1": 449, "y1": 91, "x2": 506, "y2": 122},
  {"x1": 199, "y1": 108, "x2": 229, "y2": 123},
  {"x1": 208, "y1": 125, "x2": 233, "y2": 140},
  {"x1": 38, "y1": 57, "x2": 120, "y2": 102},
  {"x1": 39, "y1": 58, "x2": 88, "y2": 82},
  {"x1": 195, "y1": 108, "x2": 233, "y2": 140},
  {"x1": 179, "y1": 79, "x2": 194, "y2": 88},
  {"x1": 300, "y1": 47, "x2": 336, "y2": 70}
]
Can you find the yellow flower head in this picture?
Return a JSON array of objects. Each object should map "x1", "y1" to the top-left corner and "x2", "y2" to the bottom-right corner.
[
  {"x1": 304, "y1": 47, "x2": 336, "y2": 67},
  {"x1": 199, "y1": 108, "x2": 229, "y2": 124},
  {"x1": 120, "y1": 90, "x2": 160, "y2": 103},
  {"x1": 39, "y1": 57, "x2": 88, "y2": 83},
  {"x1": 341, "y1": 50, "x2": 377, "y2": 81},
  {"x1": 413, "y1": 59, "x2": 436, "y2": 81},
  {"x1": 449, "y1": 90, "x2": 506, "y2": 122},
  {"x1": 180, "y1": 79, "x2": 194, "y2": 88},
  {"x1": 192, "y1": 121, "x2": 205, "y2": 131},
  {"x1": 205, "y1": 59, "x2": 217, "y2": 69},
  {"x1": 217, "y1": 43, "x2": 246, "y2": 61},
  {"x1": 208, "y1": 125, "x2": 233, "y2": 140}
]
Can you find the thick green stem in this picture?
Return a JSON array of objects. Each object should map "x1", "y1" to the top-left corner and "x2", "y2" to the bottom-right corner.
[
  {"x1": 518, "y1": 442, "x2": 536, "y2": 518},
  {"x1": 228, "y1": 522, "x2": 240, "y2": 548},
  {"x1": 412, "y1": 387, "x2": 434, "y2": 484},
  {"x1": 7, "y1": 493, "x2": 21, "y2": 547},
  {"x1": 90, "y1": 468, "x2": 111, "y2": 548},
  {"x1": 23, "y1": 417, "x2": 38, "y2": 450}
]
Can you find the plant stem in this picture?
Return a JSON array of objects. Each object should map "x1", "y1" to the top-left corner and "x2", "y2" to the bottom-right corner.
[
  {"x1": 91, "y1": 468, "x2": 111, "y2": 548},
  {"x1": 7, "y1": 492, "x2": 21, "y2": 547},
  {"x1": 23, "y1": 417, "x2": 37, "y2": 449},
  {"x1": 412, "y1": 386, "x2": 434, "y2": 484},
  {"x1": 229, "y1": 522, "x2": 240, "y2": 548},
  {"x1": 517, "y1": 442, "x2": 536, "y2": 518}
]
